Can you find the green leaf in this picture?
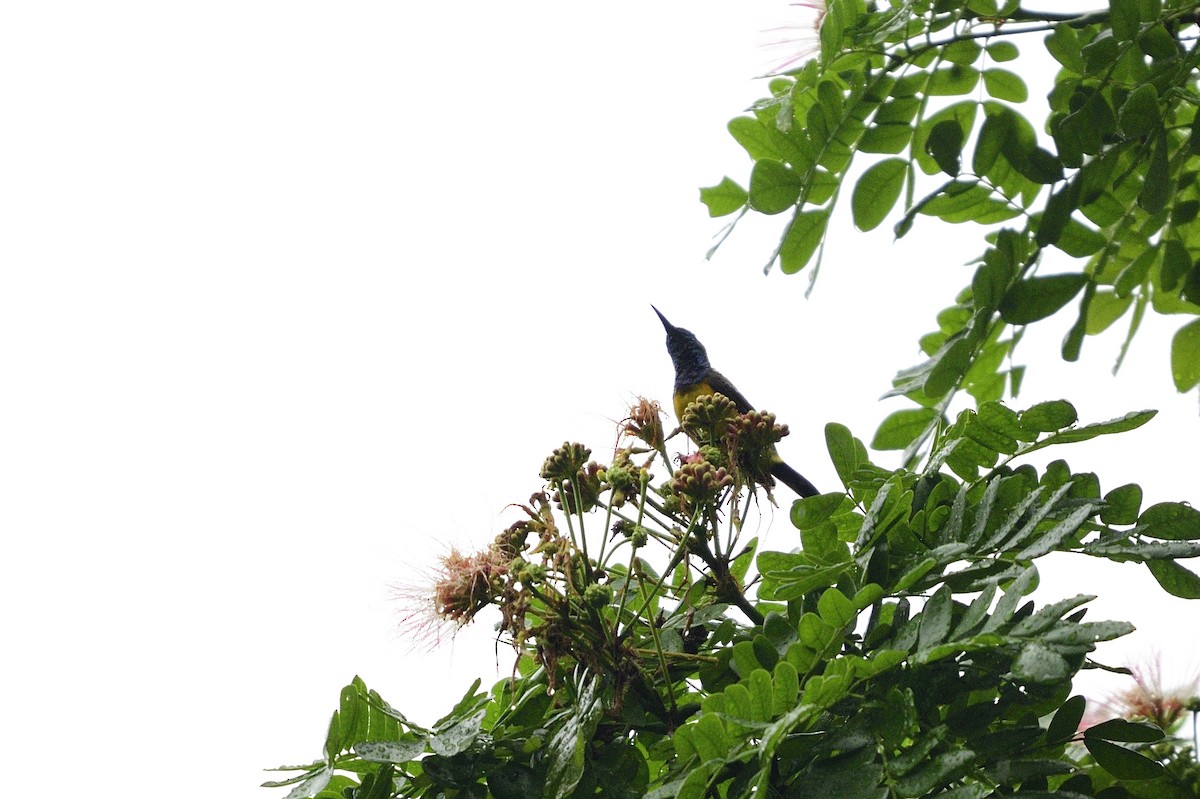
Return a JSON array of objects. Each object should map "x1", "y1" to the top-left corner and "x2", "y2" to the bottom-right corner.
[
  {"x1": 690, "y1": 713, "x2": 732, "y2": 763},
  {"x1": 825, "y1": 422, "x2": 861, "y2": 486},
  {"x1": 1118, "y1": 84, "x2": 1159, "y2": 137},
  {"x1": 1174, "y1": 200, "x2": 1200, "y2": 227},
  {"x1": 920, "y1": 180, "x2": 1020, "y2": 225},
  {"x1": 894, "y1": 750, "x2": 976, "y2": 796},
  {"x1": 999, "y1": 274, "x2": 1087, "y2": 324},
  {"x1": 1085, "y1": 738, "x2": 1165, "y2": 780},
  {"x1": 1146, "y1": 560, "x2": 1200, "y2": 598},
  {"x1": 1109, "y1": 0, "x2": 1141, "y2": 41},
  {"x1": 986, "y1": 41, "x2": 1019, "y2": 62},
  {"x1": 978, "y1": 401, "x2": 1032, "y2": 442},
  {"x1": 807, "y1": 168, "x2": 839, "y2": 205},
  {"x1": 972, "y1": 110, "x2": 1010, "y2": 176},
  {"x1": 917, "y1": 584, "x2": 954, "y2": 651},
  {"x1": 973, "y1": 244, "x2": 1017, "y2": 314},
  {"x1": 1046, "y1": 24, "x2": 1086, "y2": 74},
  {"x1": 872, "y1": 407, "x2": 939, "y2": 450},
  {"x1": 355, "y1": 740, "x2": 426, "y2": 764},
  {"x1": 1017, "y1": 146, "x2": 1064, "y2": 185},
  {"x1": 728, "y1": 115, "x2": 808, "y2": 167},
  {"x1": 1139, "y1": 130, "x2": 1170, "y2": 213},
  {"x1": 853, "y1": 583, "x2": 886, "y2": 611},
  {"x1": 673, "y1": 763, "x2": 720, "y2": 799},
  {"x1": 1019, "y1": 400, "x2": 1078, "y2": 432},
  {"x1": 1021, "y1": 410, "x2": 1156, "y2": 454},
  {"x1": 490, "y1": 764, "x2": 544, "y2": 799},
  {"x1": 699, "y1": 177, "x2": 748, "y2": 217},
  {"x1": 818, "y1": 0, "x2": 846, "y2": 65},
  {"x1": 281, "y1": 766, "x2": 333, "y2": 798},
  {"x1": 982, "y1": 69, "x2": 1027, "y2": 102},
  {"x1": 1086, "y1": 290, "x2": 1132, "y2": 334},
  {"x1": 943, "y1": 39, "x2": 982, "y2": 65},
  {"x1": 964, "y1": 409, "x2": 1019, "y2": 454},
  {"x1": 816, "y1": 79, "x2": 845, "y2": 120},
  {"x1": 818, "y1": 587, "x2": 855, "y2": 628},
  {"x1": 324, "y1": 710, "x2": 343, "y2": 762},
  {"x1": 952, "y1": 584, "x2": 997, "y2": 638},
  {"x1": 927, "y1": 65, "x2": 980, "y2": 96},
  {"x1": 1192, "y1": 105, "x2": 1200, "y2": 155},
  {"x1": 1012, "y1": 642, "x2": 1070, "y2": 684},
  {"x1": 792, "y1": 494, "x2": 847, "y2": 529},
  {"x1": 749, "y1": 159, "x2": 803, "y2": 215},
  {"x1": 925, "y1": 336, "x2": 974, "y2": 398},
  {"x1": 893, "y1": 557, "x2": 937, "y2": 593},
  {"x1": 1054, "y1": 221, "x2": 1105, "y2": 257},
  {"x1": 779, "y1": 209, "x2": 830, "y2": 274},
  {"x1": 1036, "y1": 171, "x2": 1084, "y2": 242},
  {"x1": 429, "y1": 708, "x2": 486, "y2": 756},
  {"x1": 340, "y1": 685, "x2": 367, "y2": 749},
  {"x1": 1139, "y1": 502, "x2": 1200, "y2": 540},
  {"x1": 1047, "y1": 695, "x2": 1086, "y2": 742},
  {"x1": 1139, "y1": 21, "x2": 1178, "y2": 59},
  {"x1": 1085, "y1": 540, "x2": 1200, "y2": 559},
  {"x1": 764, "y1": 563, "x2": 850, "y2": 601},
  {"x1": 729, "y1": 536, "x2": 759, "y2": 584},
  {"x1": 1101, "y1": 483, "x2": 1142, "y2": 525},
  {"x1": 889, "y1": 727, "x2": 946, "y2": 777},
  {"x1": 789, "y1": 747, "x2": 885, "y2": 799},
  {"x1": 1171, "y1": 317, "x2": 1200, "y2": 391},
  {"x1": 1010, "y1": 595, "x2": 1093, "y2": 637},
  {"x1": 981, "y1": 565, "x2": 1038, "y2": 633},
  {"x1": 916, "y1": 102, "x2": 977, "y2": 176},
  {"x1": 1052, "y1": 112, "x2": 1086, "y2": 167},
  {"x1": 1160, "y1": 239, "x2": 1191, "y2": 292},
  {"x1": 1086, "y1": 719, "x2": 1165, "y2": 743},
  {"x1": 860, "y1": 123, "x2": 913, "y2": 154},
  {"x1": 763, "y1": 611, "x2": 797, "y2": 651},
  {"x1": 1037, "y1": 181, "x2": 1079, "y2": 247},
  {"x1": 1082, "y1": 34, "x2": 1120, "y2": 75},
  {"x1": 926, "y1": 119, "x2": 965, "y2": 176},
  {"x1": 772, "y1": 661, "x2": 800, "y2": 713},
  {"x1": 798, "y1": 612, "x2": 837, "y2": 652},
  {"x1": 1041, "y1": 619, "x2": 1133, "y2": 645},
  {"x1": 852, "y1": 158, "x2": 907, "y2": 231},
  {"x1": 1116, "y1": 249, "x2": 1156, "y2": 297},
  {"x1": 1063, "y1": 280, "x2": 1094, "y2": 361},
  {"x1": 1015, "y1": 503, "x2": 1096, "y2": 559},
  {"x1": 545, "y1": 678, "x2": 604, "y2": 799}
]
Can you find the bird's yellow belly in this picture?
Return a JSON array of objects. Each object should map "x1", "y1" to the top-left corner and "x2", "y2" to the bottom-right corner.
[{"x1": 673, "y1": 381, "x2": 717, "y2": 422}]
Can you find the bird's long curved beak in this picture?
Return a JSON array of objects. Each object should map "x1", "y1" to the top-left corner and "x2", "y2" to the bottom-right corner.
[{"x1": 651, "y1": 305, "x2": 674, "y2": 333}]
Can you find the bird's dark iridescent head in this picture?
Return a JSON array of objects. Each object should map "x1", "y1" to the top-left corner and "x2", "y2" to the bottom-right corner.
[{"x1": 652, "y1": 306, "x2": 710, "y2": 389}]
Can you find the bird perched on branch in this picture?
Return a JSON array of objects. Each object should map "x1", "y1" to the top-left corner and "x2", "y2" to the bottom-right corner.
[{"x1": 652, "y1": 306, "x2": 819, "y2": 499}]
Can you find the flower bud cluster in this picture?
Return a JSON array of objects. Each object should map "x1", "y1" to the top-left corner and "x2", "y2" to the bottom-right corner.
[
  {"x1": 668, "y1": 394, "x2": 794, "y2": 502},
  {"x1": 726, "y1": 409, "x2": 789, "y2": 488},
  {"x1": 611, "y1": 519, "x2": 649, "y2": 548},
  {"x1": 681, "y1": 393, "x2": 739, "y2": 446},
  {"x1": 671, "y1": 453, "x2": 734, "y2": 515}
]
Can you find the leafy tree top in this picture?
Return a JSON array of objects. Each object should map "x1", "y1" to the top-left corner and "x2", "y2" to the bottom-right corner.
[
  {"x1": 266, "y1": 3, "x2": 1200, "y2": 798},
  {"x1": 703, "y1": 0, "x2": 1200, "y2": 421}
]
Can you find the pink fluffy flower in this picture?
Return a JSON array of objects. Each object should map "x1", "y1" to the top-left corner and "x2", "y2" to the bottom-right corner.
[
  {"x1": 761, "y1": 0, "x2": 829, "y2": 75},
  {"x1": 1080, "y1": 655, "x2": 1200, "y2": 734}
]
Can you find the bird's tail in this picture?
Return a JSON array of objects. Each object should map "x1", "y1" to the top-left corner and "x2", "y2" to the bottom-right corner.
[{"x1": 770, "y1": 459, "x2": 820, "y2": 498}]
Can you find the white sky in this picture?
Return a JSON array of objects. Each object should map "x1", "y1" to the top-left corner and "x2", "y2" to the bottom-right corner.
[{"x1": 1, "y1": 4, "x2": 1196, "y2": 797}]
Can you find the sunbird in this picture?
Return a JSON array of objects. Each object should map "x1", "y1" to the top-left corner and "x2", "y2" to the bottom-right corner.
[{"x1": 653, "y1": 306, "x2": 819, "y2": 498}]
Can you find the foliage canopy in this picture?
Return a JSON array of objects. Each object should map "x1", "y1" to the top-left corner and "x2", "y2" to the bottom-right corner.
[
  {"x1": 702, "y1": 0, "x2": 1200, "y2": 411},
  {"x1": 269, "y1": 2, "x2": 1200, "y2": 798}
]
